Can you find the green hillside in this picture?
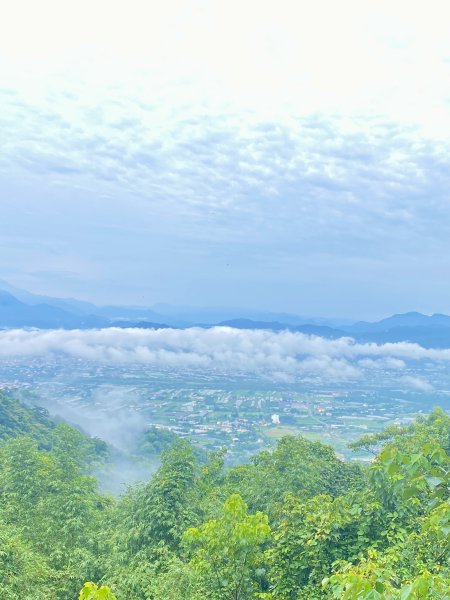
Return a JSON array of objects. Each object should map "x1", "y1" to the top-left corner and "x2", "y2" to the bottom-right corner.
[{"x1": 0, "y1": 392, "x2": 448, "y2": 598}]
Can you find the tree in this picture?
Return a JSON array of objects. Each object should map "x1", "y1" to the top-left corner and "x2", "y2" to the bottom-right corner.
[
  {"x1": 0, "y1": 434, "x2": 112, "y2": 598},
  {"x1": 145, "y1": 555, "x2": 206, "y2": 600},
  {"x1": 184, "y1": 494, "x2": 271, "y2": 600},
  {"x1": 79, "y1": 582, "x2": 117, "y2": 599},
  {"x1": 0, "y1": 518, "x2": 57, "y2": 599},
  {"x1": 266, "y1": 490, "x2": 385, "y2": 599},
  {"x1": 122, "y1": 439, "x2": 200, "y2": 558},
  {"x1": 225, "y1": 435, "x2": 362, "y2": 520},
  {"x1": 324, "y1": 439, "x2": 450, "y2": 599},
  {"x1": 349, "y1": 408, "x2": 450, "y2": 456},
  {"x1": 101, "y1": 440, "x2": 202, "y2": 600}
]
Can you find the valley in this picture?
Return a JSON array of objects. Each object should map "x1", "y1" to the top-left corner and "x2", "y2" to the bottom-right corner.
[{"x1": 2, "y1": 354, "x2": 449, "y2": 463}]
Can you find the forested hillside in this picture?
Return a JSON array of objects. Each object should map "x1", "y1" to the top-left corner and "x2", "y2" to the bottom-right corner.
[{"x1": 0, "y1": 392, "x2": 448, "y2": 599}]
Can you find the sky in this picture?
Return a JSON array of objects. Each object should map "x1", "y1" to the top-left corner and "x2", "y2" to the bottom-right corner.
[{"x1": 2, "y1": 0, "x2": 450, "y2": 319}]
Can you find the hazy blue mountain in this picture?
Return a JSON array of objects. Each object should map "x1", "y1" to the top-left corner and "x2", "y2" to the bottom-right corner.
[
  {"x1": 94, "y1": 305, "x2": 186, "y2": 325},
  {"x1": 0, "y1": 286, "x2": 183, "y2": 328},
  {"x1": 0, "y1": 279, "x2": 100, "y2": 315},
  {"x1": 0, "y1": 290, "x2": 108, "y2": 329},
  {"x1": 217, "y1": 318, "x2": 347, "y2": 338},
  {"x1": 342, "y1": 313, "x2": 450, "y2": 347},
  {"x1": 215, "y1": 316, "x2": 450, "y2": 348},
  {"x1": 293, "y1": 323, "x2": 349, "y2": 338},
  {"x1": 346, "y1": 311, "x2": 450, "y2": 333},
  {"x1": 0, "y1": 282, "x2": 186, "y2": 326},
  {"x1": 3, "y1": 282, "x2": 450, "y2": 348},
  {"x1": 112, "y1": 320, "x2": 172, "y2": 329},
  {"x1": 356, "y1": 325, "x2": 450, "y2": 348},
  {"x1": 152, "y1": 303, "x2": 351, "y2": 328},
  {"x1": 217, "y1": 318, "x2": 290, "y2": 330},
  {"x1": 0, "y1": 282, "x2": 352, "y2": 328}
]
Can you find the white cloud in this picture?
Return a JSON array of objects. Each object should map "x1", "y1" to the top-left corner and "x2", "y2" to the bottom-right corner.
[
  {"x1": 3, "y1": 1, "x2": 450, "y2": 313},
  {"x1": 2, "y1": 0, "x2": 450, "y2": 129},
  {"x1": 358, "y1": 357, "x2": 406, "y2": 370},
  {"x1": 0, "y1": 327, "x2": 445, "y2": 385},
  {"x1": 400, "y1": 375, "x2": 434, "y2": 392}
]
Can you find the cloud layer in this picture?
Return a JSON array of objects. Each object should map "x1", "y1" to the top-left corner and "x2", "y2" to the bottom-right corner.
[
  {"x1": 1, "y1": 327, "x2": 448, "y2": 384},
  {"x1": 2, "y1": 2, "x2": 450, "y2": 315}
]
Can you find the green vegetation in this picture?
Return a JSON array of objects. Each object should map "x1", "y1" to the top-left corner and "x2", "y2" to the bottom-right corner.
[
  {"x1": 0, "y1": 390, "x2": 109, "y2": 462},
  {"x1": 79, "y1": 582, "x2": 117, "y2": 599},
  {"x1": 137, "y1": 426, "x2": 180, "y2": 456},
  {"x1": 0, "y1": 391, "x2": 55, "y2": 441},
  {"x1": 0, "y1": 392, "x2": 449, "y2": 598}
]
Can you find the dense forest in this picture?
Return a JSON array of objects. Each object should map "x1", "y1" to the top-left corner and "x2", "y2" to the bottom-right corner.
[{"x1": 0, "y1": 390, "x2": 448, "y2": 599}]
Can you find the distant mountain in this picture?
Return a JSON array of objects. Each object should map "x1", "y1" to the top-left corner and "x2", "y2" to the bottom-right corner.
[
  {"x1": 217, "y1": 318, "x2": 347, "y2": 338},
  {"x1": 0, "y1": 286, "x2": 182, "y2": 329},
  {"x1": 216, "y1": 315, "x2": 450, "y2": 348},
  {"x1": 356, "y1": 325, "x2": 450, "y2": 348},
  {"x1": 0, "y1": 286, "x2": 188, "y2": 329},
  {"x1": 0, "y1": 290, "x2": 108, "y2": 329},
  {"x1": 151, "y1": 303, "x2": 352, "y2": 328},
  {"x1": 347, "y1": 311, "x2": 450, "y2": 333},
  {"x1": 94, "y1": 306, "x2": 183, "y2": 325},
  {"x1": 0, "y1": 284, "x2": 352, "y2": 329},
  {"x1": 0, "y1": 282, "x2": 185, "y2": 326},
  {"x1": 340, "y1": 312, "x2": 450, "y2": 347},
  {"x1": 217, "y1": 318, "x2": 290, "y2": 331},
  {"x1": 0, "y1": 279, "x2": 100, "y2": 315},
  {"x1": 293, "y1": 324, "x2": 349, "y2": 338},
  {"x1": 2, "y1": 282, "x2": 450, "y2": 347},
  {"x1": 111, "y1": 320, "x2": 172, "y2": 329}
]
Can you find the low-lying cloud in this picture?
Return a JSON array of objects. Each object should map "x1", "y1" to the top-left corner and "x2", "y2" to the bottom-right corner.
[
  {"x1": 1, "y1": 327, "x2": 449, "y2": 383},
  {"x1": 400, "y1": 375, "x2": 434, "y2": 393}
]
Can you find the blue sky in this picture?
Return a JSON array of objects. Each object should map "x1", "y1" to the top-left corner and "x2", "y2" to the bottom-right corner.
[{"x1": 2, "y1": 0, "x2": 450, "y2": 318}]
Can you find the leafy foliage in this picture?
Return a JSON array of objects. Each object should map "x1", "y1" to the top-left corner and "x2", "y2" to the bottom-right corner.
[
  {"x1": 225, "y1": 435, "x2": 363, "y2": 519},
  {"x1": 0, "y1": 390, "x2": 109, "y2": 462},
  {"x1": 1, "y1": 392, "x2": 449, "y2": 599},
  {"x1": 0, "y1": 390, "x2": 55, "y2": 443},
  {"x1": 0, "y1": 394, "x2": 112, "y2": 598},
  {"x1": 348, "y1": 408, "x2": 450, "y2": 455},
  {"x1": 324, "y1": 424, "x2": 450, "y2": 599},
  {"x1": 79, "y1": 582, "x2": 117, "y2": 599},
  {"x1": 184, "y1": 494, "x2": 271, "y2": 600},
  {"x1": 137, "y1": 426, "x2": 180, "y2": 456}
]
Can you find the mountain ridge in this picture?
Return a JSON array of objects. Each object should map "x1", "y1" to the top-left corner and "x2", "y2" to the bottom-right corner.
[{"x1": 2, "y1": 284, "x2": 450, "y2": 347}]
